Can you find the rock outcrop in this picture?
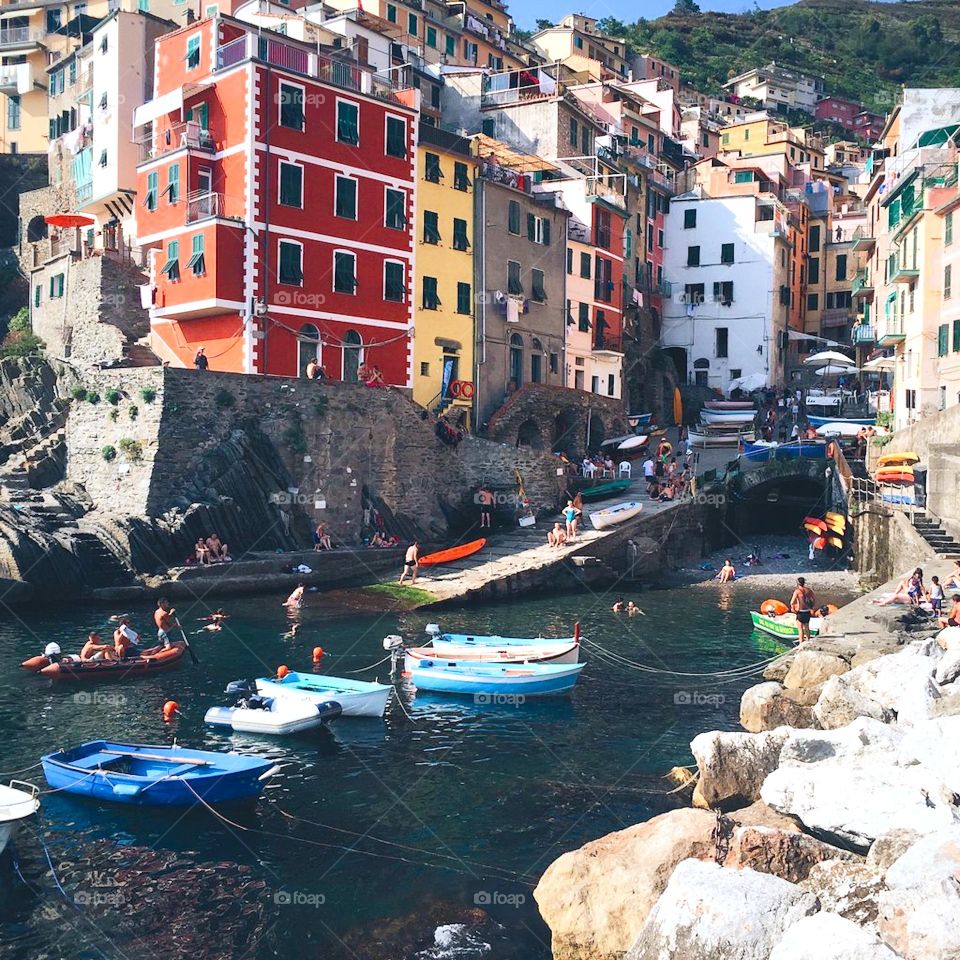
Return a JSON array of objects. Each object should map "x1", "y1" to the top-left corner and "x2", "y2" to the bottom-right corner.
[{"x1": 769, "y1": 912, "x2": 898, "y2": 960}]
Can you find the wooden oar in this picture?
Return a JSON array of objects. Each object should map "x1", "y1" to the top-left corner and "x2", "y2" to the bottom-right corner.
[{"x1": 176, "y1": 619, "x2": 199, "y2": 666}]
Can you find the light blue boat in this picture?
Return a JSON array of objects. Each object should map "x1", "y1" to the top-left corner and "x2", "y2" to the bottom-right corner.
[
  {"x1": 406, "y1": 659, "x2": 584, "y2": 698},
  {"x1": 426, "y1": 626, "x2": 581, "y2": 663},
  {"x1": 254, "y1": 671, "x2": 391, "y2": 717},
  {"x1": 807, "y1": 414, "x2": 874, "y2": 427}
]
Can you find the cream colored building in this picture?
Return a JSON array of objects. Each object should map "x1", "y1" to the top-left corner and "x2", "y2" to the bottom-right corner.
[
  {"x1": 723, "y1": 62, "x2": 824, "y2": 115},
  {"x1": 530, "y1": 14, "x2": 630, "y2": 81}
]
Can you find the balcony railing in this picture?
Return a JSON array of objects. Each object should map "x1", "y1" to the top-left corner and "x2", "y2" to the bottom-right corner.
[
  {"x1": 822, "y1": 307, "x2": 850, "y2": 327},
  {"x1": 186, "y1": 191, "x2": 222, "y2": 222},
  {"x1": 852, "y1": 324, "x2": 875, "y2": 344},
  {"x1": 888, "y1": 253, "x2": 919, "y2": 284},
  {"x1": 75, "y1": 180, "x2": 93, "y2": 206},
  {"x1": 851, "y1": 224, "x2": 874, "y2": 251},
  {"x1": 0, "y1": 60, "x2": 31, "y2": 93},
  {"x1": 585, "y1": 176, "x2": 627, "y2": 211},
  {"x1": 879, "y1": 319, "x2": 905, "y2": 345},
  {"x1": 0, "y1": 27, "x2": 44, "y2": 47},
  {"x1": 593, "y1": 335, "x2": 622, "y2": 353},
  {"x1": 138, "y1": 121, "x2": 214, "y2": 162},
  {"x1": 851, "y1": 269, "x2": 874, "y2": 299}
]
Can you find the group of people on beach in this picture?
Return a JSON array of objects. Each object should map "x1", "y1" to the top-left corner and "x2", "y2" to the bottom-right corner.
[
  {"x1": 193, "y1": 533, "x2": 231, "y2": 566},
  {"x1": 877, "y1": 563, "x2": 960, "y2": 627}
]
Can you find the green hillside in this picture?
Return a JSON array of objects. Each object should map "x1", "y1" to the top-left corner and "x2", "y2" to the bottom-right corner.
[{"x1": 597, "y1": 0, "x2": 960, "y2": 113}]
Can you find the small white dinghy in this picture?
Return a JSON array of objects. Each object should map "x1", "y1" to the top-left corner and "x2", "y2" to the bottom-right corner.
[
  {"x1": 590, "y1": 501, "x2": 643, "y2": 530},
  {"x1": 0, "y1": 780, "x2": 40, "y2": 856},
  {"x1": 205, "y1": 683, "x2": 342, "y2": 736}
]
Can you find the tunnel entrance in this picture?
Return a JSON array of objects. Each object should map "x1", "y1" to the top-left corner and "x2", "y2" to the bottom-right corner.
[{"x1": 729, "y1": 477, "x2": 826, "y2": 537}]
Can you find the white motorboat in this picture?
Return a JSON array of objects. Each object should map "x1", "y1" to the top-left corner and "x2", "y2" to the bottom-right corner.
[
  {"x1": 590, "y1": 501, "x2": 643, "y2": 530},
  {"x1": 422, "y1": 626, "x2": 582, "y2": 664},
  {"x1": 816, "y1": 422, "x2": 889, "y2": 439},
  {"x1": 0, "y1": 780, "x2": 40, "y2": 856},
  {"x1": 205, "y1": 688, "x2": 342, "y2": 735},
  {"x1": 700, "y1": 409, "x2": 756, "y2": 425}
]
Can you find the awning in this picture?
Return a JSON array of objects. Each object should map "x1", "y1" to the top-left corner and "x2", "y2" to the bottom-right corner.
[
  {"x1": 134, "y1": 88, "x2": 184, "y2": 128},
  {"x1": 434, "y1": 337, "x2": 461, "y2": 351},
  {"x1": 54, "y1": 14, "x2": 100, "y2": 36}
]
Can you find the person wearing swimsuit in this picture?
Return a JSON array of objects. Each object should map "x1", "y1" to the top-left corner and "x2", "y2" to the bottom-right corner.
[{"x1": 790, "y1": 577, "x2": 816, "y2": 643}]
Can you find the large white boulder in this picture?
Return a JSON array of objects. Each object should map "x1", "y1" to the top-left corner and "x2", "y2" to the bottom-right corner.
[
  {"x1": 800, "y1": 859, "x2": 884, "y2": 928},
  {"x1": 691, "y1": 726, "x2": 790, "y2": 807},
  {"x1": 898, "y1": 717, "x2": 960, "y2": 795},
  {"x1": 934, "y1": 649, "x2": 960, "y2": 686},
  {"x1": 769, "y1": 912, "x2": 898, "y2": 960},
  {"x1": 878, "y1": 876, "x2": 960, "y2": 959},
  {"x1": 884, "y1": 826, "x2": 960, "y2": 890},
  {"x1": 813, "y1": 674, "x2": 894, "y2": 730},
  {"x1": 625, "y1": 859, "x2": 819, "y2": 960},
  {"x1": 783, "y1": 650, "x2": 850, "y2": 690}
]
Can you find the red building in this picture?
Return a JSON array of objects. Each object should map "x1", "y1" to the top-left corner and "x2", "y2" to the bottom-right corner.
[
  {"x1": 815, "y1": 96, "x2": 885, "y2": 142},
  {"x1": 134, "y1": 16, "x2": 418, "y2": 383}
]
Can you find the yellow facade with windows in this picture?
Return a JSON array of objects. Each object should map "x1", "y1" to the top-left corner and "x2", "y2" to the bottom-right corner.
[{"x1": 412, "y1": 127, "x2": 477, "y2": 424}]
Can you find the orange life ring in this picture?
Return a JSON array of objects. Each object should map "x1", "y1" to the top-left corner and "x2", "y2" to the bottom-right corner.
[
  {"x1": 448, "y1": 380, "x2": 462, "y2": 398},
  {"x1": 459, "y1": 381, "x2": 475, "y2": 399}
]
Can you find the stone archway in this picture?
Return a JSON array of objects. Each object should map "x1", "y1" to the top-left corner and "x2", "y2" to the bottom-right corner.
[
  {"x1": 26, "y1": 215, "x2": 47, "y2": 243},
  {"x1": 516, "y1": 418, "x2": 544, "y2": 450},
  {"x1": 553, "y1": 409, "x2": 578, "y2": 453},
  {"x1": 587, "y1": 413, "x2": 605, "y2": 450}
]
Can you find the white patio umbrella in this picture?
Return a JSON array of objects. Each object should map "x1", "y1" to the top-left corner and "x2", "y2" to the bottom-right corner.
[
  {"x1": 803, "y1": 350, "x2": 855, "y2": 368},
  {"x1": 813, "y1": 363, "x2": 853, "y2": 376},
  {"x1": 726, "y1": 372, "x2": 767, "y2": 395},
  {"x1": 862, "y1": 355, "x2": 896, "y2": 371}
]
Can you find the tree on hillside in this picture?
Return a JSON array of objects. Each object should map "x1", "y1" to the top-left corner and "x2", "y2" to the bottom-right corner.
[
  {"x1": 535, "y1": 19, "x2": 553, "y2": 30},
  {"x1": 597, "y1": 17, "x2": 628, "y2": 36},
  {"x1": 672, "y1": 0, "x2": 701, "y2": 14}
]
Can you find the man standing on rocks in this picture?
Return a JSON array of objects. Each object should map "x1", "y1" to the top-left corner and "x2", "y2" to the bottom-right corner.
[{"x1": 790, "y1": 577, "x2": 816, "y2": 643}]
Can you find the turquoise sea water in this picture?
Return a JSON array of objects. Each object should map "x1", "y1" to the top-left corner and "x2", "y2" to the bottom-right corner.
[{"x1": 0, "y1": 581, "x2": 852, "y2": 959}]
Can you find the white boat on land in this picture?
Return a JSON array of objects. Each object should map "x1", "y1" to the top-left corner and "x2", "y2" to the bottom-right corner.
[
  {"x1": 704, "y1": 401, "x2": 755, "y2": 410},
  {"x1": 816, "y1": 422, "x2": 889, "y2": 439},
  {"x1": 700, "y1": 409, "x2": 756, "y2": 425},
  {"x1": 617, "y1": 435, "x2": 648, "y2": 451},
  {"x1": 590, "y1": 501, "x2": 643, "y2": 530},
  {"x1": 689, "y1": 429, "x2": 755, "y2": 447},
  {"x1": 404, "y1": 643, "x2": 580, "y2": 668},
  {"x1": 425, "y1": 626, "x2": 582, "y2": 664},
  {"x1": 0, "y1": 780, "x2": 39, "y2": 855}
]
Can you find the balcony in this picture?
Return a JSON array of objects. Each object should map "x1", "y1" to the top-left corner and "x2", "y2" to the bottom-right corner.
[
  {"x1": 138, "y1": 121, "x2": 214, "y2": 163},
  {"x1": 821, "y1": 307, "x2": 850, "y2": 328},
  {"x1": 851, "y1": 269, "x2": 874, "y2": 300},
  {"x1": 850, "y1": 224, "x2": 874, "y2": 253},
  {"x1": 852, "y1": 324, "x2": 875, "y2": 344},
  {"x1": 0, "y1": 60, "x2": 34, "y2": 95},
  {"x1": 586, "y1": 176, "x2": 626, "y2": 211},
  {"x1": 186, "y1": 191, "x2": 223, "y2": 223},
  {"x1": 0, "y1": 27, "x2": 45, "y2": 50},
  {"x1": 888, "y1": 253, "x2": 919, "y2": 284},
  {"x1": 593, "y1": 335, "x2": 623, "y2": 355},
  {"x1": 878, "y1": 319, "x2": 905, "y2": 346},
  {"x1": 75, "y1": 180, "x2": 93, "y2": 206}
]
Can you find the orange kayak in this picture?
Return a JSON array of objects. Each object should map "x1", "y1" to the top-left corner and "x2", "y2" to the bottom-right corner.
[{"x1": 419, "y1": 538, "x2": 487, "y2": 567}]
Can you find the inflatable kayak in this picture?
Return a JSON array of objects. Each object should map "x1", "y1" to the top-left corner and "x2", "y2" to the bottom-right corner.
[
  {"x1": 877, "y1": 452, "x2": 919, "y2": 468},
  {"x1": 875, "y1": 470, "x2": 914, "y2": 484},
  {"x1": 418, "y1": 538, "x2": 486, "y2": 567},
  {"x1": 35, "y1": 644, "x2": 187, "y2": 680},
  {"x1": 760, "y1": 598, "x2": 788, "y2": 617}
]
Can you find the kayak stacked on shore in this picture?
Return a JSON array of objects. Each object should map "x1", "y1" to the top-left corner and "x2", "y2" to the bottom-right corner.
[{"x1": 803, "y1": 513, "x2": 847, "y2": 552}]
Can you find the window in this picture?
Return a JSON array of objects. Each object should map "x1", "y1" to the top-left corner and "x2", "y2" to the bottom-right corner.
[
  {"x1": 594, "y1": 257, "x2": 612, "y2": 302},
  {"x1": 507, "y1": 260, "x2": 522, "y2": 295},
  {"x1": 385, "y1": 116, "x2": 406, "y2": 158},
  {"x1": 166, "y1": 163, "x2": 180, "y2": 203},
  {"x1": 49, "y1": 274, "x2": 65, "y2": 298},
  {"x1": 333, "y1": 251, "x2": 356, "y2": 293},
  {"x1": 452, "y1": 218, "x2": 469, "y2": 251},
  {"x1": 98, "y1": 92, "x2": 107, "y2": 110},
  {"x1": 386, "y1": 3, "x2": 396, "y2": 21},
  {"x1": 954, "y1": 319, "x2": 960, "y2": 353},
  {"x1": 421, "y1": 210, "x2": 440, "y2": 245},
  {"x1": 279, "y1": 162, "x2": 303, "y2": 207},
  {"x1": 532, "y1": 269, "x2": 546, "y2": 303},
  {"x1": 733, "y1": 170, "x2": 752, "y2": 184},
  {"x1": 445, "y1": 35, "x2": 455, "y2": 56},
  {"x1": 333, "y1": 176, "x2": 357, "y2": 220},
  {"x1": 648, "y1": 133, "x2": 655, "y2": 152},
  {"x1": 186, "y1": 102, "x2": 208, "y2": 130},
  {"x1": 569, "y1": 117, "x2": 578, "y2": 148},
  {"x1": 566, "y1": 249, "x2": 573, "y2": 274},
  {"x1": 578, "y1": 302, "x2": 589, "y2": 332},
  {"x1": 98, "y1": 150, "x2": 108, "y2": 167},
  {"x1": 527, "y1": 214, "x2": 551, "y2": 245},
  {"x1": 657, "y1": 229, "x2": 664, "y2": 248},
  {"x1": 713, "y1": 281, "x2": 734, "y2": 305},
  {"x1": 946, "y1": 265, "x2": 953, "y2": 300},
  {"x1": 453, "y1": 161, "x2": 471, "y2": 191},
  {"x1": 99, "y1": 35, "x2": 107, "y2": 53},
  {"x1": 715, "y1": 327, "x2": 728, "y2": 358},
  {"x1": 939, "y1": 324, "x2": 949, "y2": 357},
  {"x1": 6, "y1": 96, "x2": 20, "y2": 131},
  {"x1": 420, "y1": 362, "x2": 429, "y2": 376},
  {"x1": 336, "y1": 100, "x2": 359, "y2": 145},
  {"x1": 684, "y1": 283, "x2": 704, "y2": 304},
  {"x1": 720, "y1": 243, "x2": 734, "y2": 264},
  {"x1": 607, "y1": 374, "x2": 615, "y2": 396},
  {"x1": 186, "y1": 35, "x2": 201, "y2": 70},
  {"x1": 422, "y1": 275, "x2": 440, "y2": 309},
  {"x1": 581, "y1": 128, "x2": 590, "y2": 154},
  {"x1": 186, "y1": 233, "x2": 205, "y2": 276},
  {"x1": 591, "y1": 375, "x2": 600, "y2": 393},
  {"x1": 33, "y1": 285, "x2": 40, "y2": 308},
  {"x1": 145, "y1": 171, "x2": 158, "y2": 211},
  {"x1": 807, "y1": 293, "x2": 819, "y2": 311},
  {"x1": 835, "y1": 254, "x2": 847, "y2": 281},
  {"x1": 947, "y1": 211, "x2": 954, "y2": 246},
  {"x1": 809, "y1": 224, "x2": 820, "y2": 251},
  {"x1": 508, "y1": 200, "x2": 520, "y2": 235},
  {"x1": 160, "y1": 240, "x2": 180, "y2": 282},
  {"x1": 385, "y1": 188, "x2": 406, "y2": 230},
  {"x1": 407, "y1": 12, "x2": 417, "y2": 35},
  {"x1": 46, "y1": 8, "x2": 62, "y2": 31},
  {"x1": 456, "y1": 282, "x2": 471, "y2": 315},
  {"x1": 426, "y1": 26, "x2": 437, "y2": 48},
  {"x1": 423, "y1": 153, "x2": 443, "y2": 185},
  {"x1": 687, "y1": 246, "x2": 700, "y2": 267},
  {"x1": 279, "y1": 82, "x2": 304, "y2": 131},
  {"x1": 278, "y1": 241, "x2": 303, "y2": 285},
  {"x1": 808, "y1": 257, "x2": 820, "y2": 284},
  {"x1": 722, "y1": 132, "x2": 730, "y2": 145},
  {"x1": 384, "y1": 261, "x2": 405, "y2": 302},
  {"x1": 579, "y1": 252, "x2": 591, "y2": 279}
]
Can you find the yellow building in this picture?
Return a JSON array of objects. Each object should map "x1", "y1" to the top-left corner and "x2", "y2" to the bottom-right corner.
[
  {"x1": 719, "y1": 114, "x2": 824, "y2": 172},
  {"x1": 413, "y1": 124, "x2": 477, "y2": 424}
]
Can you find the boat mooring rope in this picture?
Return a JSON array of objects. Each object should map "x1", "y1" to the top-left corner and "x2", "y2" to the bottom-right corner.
[
  {"x1": 0, "y1": 759, "x2": 44, "y2": 777},
  {"x1": 343, "y1": 653, "x2": 393, "y2": 674}
]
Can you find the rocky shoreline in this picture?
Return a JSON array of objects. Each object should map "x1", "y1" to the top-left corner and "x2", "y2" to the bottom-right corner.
[{"x1": 533, "y1": 565, "x2": 960, "y2": 960}]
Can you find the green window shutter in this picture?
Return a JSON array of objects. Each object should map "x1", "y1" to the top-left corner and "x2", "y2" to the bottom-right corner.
[
  {"x1": 527, "y1": 213, "x2": 535, "y2": 241},
  {"x1": 734, "y1": 170, "x2": 752, "y2": 184},
  {"x1": 280, "y1": 163, "x2": 303, "y2": 206},
  {"x1": 386, "y1": 116, "x2": 406, "y2": 158},
  {"x1": 542, "y1": 218, "x2": 551, "y2": 245},
  {"x1": 426, "y1": 26, "x2": 437, "y2": 47},
  {"x1": 385, "y1": 189, "x2": 406, "y2": 229},
  {"x1": 457, "y1": 282, "x2": 471, "y2": 315},
  {"x1": 279, "y1": 242, "x2": 303, "y2": 285},
  {"x1": 168, "y1": 163, "x2": 180, "y2": 202},
  {"x1": 334, "y1": 251, "x2": 355, "y2": 292},
  {"x1": 34, "y1": 285, "x2": 40, "y2": 307},
  {"x1": 888, "y1": 197, "x2": 901, "y2": 229},
  {"x1": 453, "y1": 218, "x2": 469, "y2": 250},
  {"x1": 445, "y1": 35, "x2": 455, "y2": 56},
  {"x1": 508, "y1": 201, "x2": 519, "y2": 234},
  {"x1": 422, "y1": 276, "x2": 440, "y2": 309},
  {"x1": 939, "y1": 324, "x2": 949, "y2": 357},
  {"x1": 578, "y1": 302, "x2": 589, "y2": 331},
  {"x1": 425, "y1": 152, "x2": 442, "y2": 182},
  {"x1": 337, "y1": 102, "x2": 359, "y2": 144},
  {"x1": 953, "y1": 319, "x2": 960, "y2": 352},
  {"x1": 186, "y1": 35, "x2": 200, "y2": 69},
  {"x1": 384, "y1": 261, "x2": 404, "y2": 301},
  {"x1": 335, "y1": 177, "x2": 356, "y2": 218},
  {"x1": 279, "y1": 83, "x2": 304, "y2": 130},
  {"x1": 423, "y1": 210, "x2": 440, "y2": 244},
  {"x1": 146, "y1": 171, "x2": 158, "y2": 210},
  {"x1": 721, "y1": 243, "x2": 734, "y2": 264}
]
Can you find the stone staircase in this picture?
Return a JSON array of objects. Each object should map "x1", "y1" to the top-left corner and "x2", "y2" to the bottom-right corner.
[
  {"x1": 69, "y1": 529, "x2": 136, "y2": 588},
  {"x1": 912, "y1": 514, "x2": 960, "y2": 559}
]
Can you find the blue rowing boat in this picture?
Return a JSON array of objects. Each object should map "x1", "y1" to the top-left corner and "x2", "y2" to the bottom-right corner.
[
  {"x1": 807, "y1": 414, "x2": 874, "y2": 427},
  {"x1": 405, "y1": 660, "x2": 584, "y2": 697},
  {"x1": 741, "y1": 440, "x2": 827, "y2": 462},
  {"x1": 41, "y1": 741, "x2": 279, "y2": 806}
]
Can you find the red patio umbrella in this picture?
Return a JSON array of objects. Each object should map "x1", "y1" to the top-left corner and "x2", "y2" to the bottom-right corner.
[{"x1": 44, "y1": 214, "x2": 95, "y2": 228}]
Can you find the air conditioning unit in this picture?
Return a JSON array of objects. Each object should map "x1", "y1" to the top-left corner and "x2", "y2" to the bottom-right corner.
[{"x1": 253, "y1": 299, "x2": 268, "y2": 317}]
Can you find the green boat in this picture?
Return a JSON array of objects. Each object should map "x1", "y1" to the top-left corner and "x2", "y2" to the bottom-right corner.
[
  {"x1": 581, "y1": 478, "x2": 632, "y2": 502},
  {"x1": 750, "y1": 611, "x2": 821, "y2": 641}
]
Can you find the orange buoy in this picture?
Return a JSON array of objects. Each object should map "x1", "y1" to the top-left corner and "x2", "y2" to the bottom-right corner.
[
  {"x1": 277, "y1": 664, "x2": 290, "y2": 679},
  {"x1": 760, "y1": 599, "x2": 788, "y2": 617},
  {"x1": 312, "y1": 646, "x2": 324, "y2": 662},
  {"x1": 162, "y1": 700, "x2": 180, "y2": 721}
]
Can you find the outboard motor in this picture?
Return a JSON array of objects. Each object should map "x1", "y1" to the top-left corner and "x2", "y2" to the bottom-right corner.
[
  {"x1": 425, "y1": 624, "x2": 441, "y2": 639},
  {"x1": 225, "y1": 679, "x2": 258, "y2": 698},
  {"x1": 383, "y1": 635, "x2": 405, "y2": 675},
  {"x1": 239, "y1": 695, "x2": 273, "y2": 711}
]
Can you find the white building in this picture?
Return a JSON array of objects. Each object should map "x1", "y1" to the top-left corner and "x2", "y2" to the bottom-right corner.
[
  {"x1": 661, "y1": 190, "x2": 792, "y2": 391},
  {"x1": 723, "y1": 62, "x2": 824, "y2": 116}
]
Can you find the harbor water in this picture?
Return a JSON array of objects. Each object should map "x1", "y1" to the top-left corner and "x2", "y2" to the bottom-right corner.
[{"x1": 0, "y1": 578, "x2": 855, "y2": 959}]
